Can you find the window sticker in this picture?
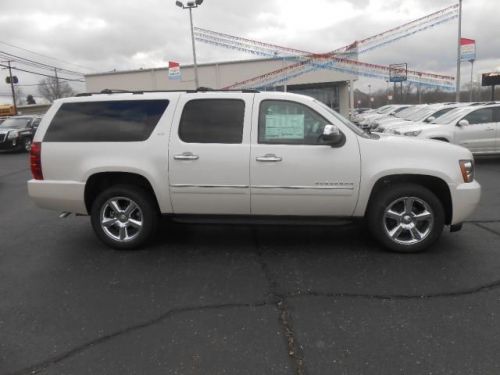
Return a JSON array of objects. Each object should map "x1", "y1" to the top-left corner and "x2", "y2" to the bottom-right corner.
[{"x1": 265, "y1": 114, "x2": 304, "y2": 140}]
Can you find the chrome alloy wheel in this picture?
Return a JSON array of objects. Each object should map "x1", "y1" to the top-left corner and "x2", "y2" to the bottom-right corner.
[
  {"x1": 100, "y1": 197, "x2": 143, "y2": 242},
  {"x1": 383, "y1": 196, "x2": 434, "y2": 246}
]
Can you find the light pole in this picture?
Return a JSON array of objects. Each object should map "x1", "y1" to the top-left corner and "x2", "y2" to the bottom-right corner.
[
  {"x1": 176, "y1": 0, "x2": 204, "y2": 89},
  {"x1": 455, "y1": 0, "x2": 463, "y2": 102},
  {"x1": 368, "y1": 84, "x2": 371, "y2": 108}
]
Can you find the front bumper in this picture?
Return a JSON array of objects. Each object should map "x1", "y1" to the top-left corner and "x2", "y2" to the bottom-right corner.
[
  {"x1": 28, "y1": 180, "x2": 88, "y2": 215},
  {"x1": 450, "y1": 180, "x2": 481, "y2": 225},
  {"x1": 0, "y1": 138, "x2": 20, "y2": 150}
]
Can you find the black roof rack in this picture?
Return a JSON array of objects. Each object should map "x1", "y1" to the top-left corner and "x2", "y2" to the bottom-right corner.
[{"x1": 75, "y1": 88, "x2": 260, "y2": 97}]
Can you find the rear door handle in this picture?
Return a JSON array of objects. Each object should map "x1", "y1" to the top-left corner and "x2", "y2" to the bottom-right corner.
[
  {"x1": 174, "y1": 152, "x2": 199, "y2": 160},
  {"x1": 256, "y1": 153, "x2": 282, "y2": 162},
  {"x1": 485, "y1": 127, "x2": 495, "y2": 131}
]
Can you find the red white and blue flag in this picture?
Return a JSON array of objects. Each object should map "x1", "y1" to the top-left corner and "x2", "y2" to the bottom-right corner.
[
  {"x1": 168, "y1": 61, "x2": 181, "y2": 80},
  {"x1": 460, "y1": 38, "x2": 476, "y2": 62}
]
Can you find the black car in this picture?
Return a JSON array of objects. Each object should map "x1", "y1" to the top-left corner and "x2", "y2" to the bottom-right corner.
[{"x1": 0, "y1": 115, "x2": 42, "y2": 152}]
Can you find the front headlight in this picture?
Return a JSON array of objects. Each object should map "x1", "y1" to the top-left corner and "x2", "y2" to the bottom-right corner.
[
  {"x1": 7, "y1": 131, "x2": 19, "y2": 140},
  {"x1": 459, "y1": 160, "x2": 474, "y2": 183},
  {"x1": 404, "y1": 130, "x2": 422, "y2": 137}
]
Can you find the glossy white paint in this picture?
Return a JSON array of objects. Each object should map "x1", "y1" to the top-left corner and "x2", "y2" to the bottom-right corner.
[
  {"x1": 29, "y1": 92, "x2": 481, "y2": 227},
  {"x1": 250, "y1": 93, "x2": 360, "y2": 216},
  {"x1": 168, "y1": 93, "x2": 253, "y2": 214}
]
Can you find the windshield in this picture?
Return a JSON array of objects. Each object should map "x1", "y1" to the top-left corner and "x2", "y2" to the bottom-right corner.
[
  {"x1": 315, "y1": 100, "x2": 369, "y2": 138},
  {"x1": 392, "y1": 106, "x2": 416, "y2": 118},
  {"x1": 0, "y1": 118, "x2": 31, "y2": 129},
  {"x1": 431, "y1": 107, "x2": 473, "y2": 124},
  {"x1": 406, "y1": 107, "x2": 438, "y2": 121},
  {"x1": 376, "y1": 105, "x2": 394, "y2": 114}
]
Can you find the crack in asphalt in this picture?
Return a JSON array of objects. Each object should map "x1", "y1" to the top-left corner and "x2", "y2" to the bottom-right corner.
[
  {"x1": 285, "y1": 277, "x2": 500, "y2": 301},
  {"x1": 9, "y1": 301, "x2": 269, "y2": 375},
  {"x1": 252, "y1": 227, "x2": 308, "y2": 375},
  {"x1": 474, "y1": 222, "x2": 500, "y2": 237},
  {"x1": 7, "y1": 222, "x2": 500, "y2": 374}
]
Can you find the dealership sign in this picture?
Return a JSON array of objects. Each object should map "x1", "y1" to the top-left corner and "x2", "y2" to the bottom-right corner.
[
  {"x1": 168, "y1": 61, "x2": 181, "y2": 80},
  {"x1": 460, "y1": 38, "x2": 476, "y2": 62}
]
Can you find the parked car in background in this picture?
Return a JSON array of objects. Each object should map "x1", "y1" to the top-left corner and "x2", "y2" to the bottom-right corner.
[
  {"x1": 0, "y1": 115, "x2": 42, "y2": 152},
  {"x1": 351, "y1": 104, "x2": 393, "y2": 124},
  {"x1": 369, "y1": 104, "x2": 427, "y2": 130},
  {"x1": 374, "y1": 103, "x2": 465, "y2": 133},
  {"x1": 392, "y1": 103, "x2": 500, "y2": 155},
  {"x1": 357, "y1": 105, "x2": 411, "y2": 129}
]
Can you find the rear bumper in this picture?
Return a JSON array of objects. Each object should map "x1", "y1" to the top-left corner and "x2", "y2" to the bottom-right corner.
[
  {"x1": 450, "y1": 180, "x2": 481, "y2": 225},
  {"x1": 27, "y1": 180, "x2": 88, "y2": 215}
]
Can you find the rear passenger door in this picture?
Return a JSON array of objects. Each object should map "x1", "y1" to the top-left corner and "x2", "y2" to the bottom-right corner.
[{"x1": 168, "y1": 94, "x2": 253, "y2": 214}]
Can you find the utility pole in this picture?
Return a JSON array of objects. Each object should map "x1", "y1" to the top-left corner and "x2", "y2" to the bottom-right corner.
[
  {"x1": 469, "y1": 59, "x2": 474, "y2": 102},
  {"x1": 54, "y1": 67, "x2": 60, "y2": 99},
  {"x1": 455, "y1": 0, "x2": 463, "y2": 102},
  {"x1": 7, "y1": 61, "x2": 17, "y2": 115}
]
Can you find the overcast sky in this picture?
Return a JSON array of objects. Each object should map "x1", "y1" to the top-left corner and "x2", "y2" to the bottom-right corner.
[{"x1": 1, "y1": 0, "x2": 498, "y2": 103}]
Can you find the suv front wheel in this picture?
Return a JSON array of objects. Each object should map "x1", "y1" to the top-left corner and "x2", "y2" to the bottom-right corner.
[
  {"x1": 367, "y1": 183, "x2": 445, "y2": 253},
  {"x1": 90, "y1": 185, "x2": 159, "y2": 250}
]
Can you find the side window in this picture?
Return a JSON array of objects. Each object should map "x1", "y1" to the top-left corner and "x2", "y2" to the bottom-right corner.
[
  {"x1": 493, "y1": 108, "x2": 500, "y2": 122},
  {"x1": 179, "y1": 99, "x2": 245, "y2": 144},
  {"x1": 258, "y1": 100, "x2": 329, "y2": 145},
  {"x1": 44, "y1": 100, "x2": 169, "y2": 142},
  {"x1": 464, "y1": 108, "x2": 494, "y2": 125}
]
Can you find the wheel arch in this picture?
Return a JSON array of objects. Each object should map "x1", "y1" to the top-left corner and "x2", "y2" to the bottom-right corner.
[
  {"x1": 366, "y1": 174, "x2": 452, "y2": 225},
  {"x1": 84, "y1": 172, "x2": 160, "y2": 214}
]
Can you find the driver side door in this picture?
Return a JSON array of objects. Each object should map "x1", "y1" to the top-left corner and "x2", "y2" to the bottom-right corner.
[{"x1": 250, "y1": 95, "x2": 361, "y2": 216}]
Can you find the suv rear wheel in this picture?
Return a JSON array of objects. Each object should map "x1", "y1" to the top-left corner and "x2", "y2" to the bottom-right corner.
[
  {"x1": 90, "y1": 185, "x2": 159, "y2": 250},
  {"x1": 367, "y1": 183, "x2": 445, "y2": 253}
]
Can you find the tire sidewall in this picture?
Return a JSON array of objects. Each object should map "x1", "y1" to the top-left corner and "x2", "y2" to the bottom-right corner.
[
  {"x1": 367, "y1": 183, "x2": 445, "y2": 253},
  {"x1": 90, "y1": 185, "x2": 158, "y2": 250}
]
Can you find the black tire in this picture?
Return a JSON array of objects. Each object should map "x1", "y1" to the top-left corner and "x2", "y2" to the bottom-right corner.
[
  {"x1": 90, "y1": 184, "x2": 159, "y2": 250},
  {"x1": 367, "y1": 183, "x2": 445, "y2": 253}
]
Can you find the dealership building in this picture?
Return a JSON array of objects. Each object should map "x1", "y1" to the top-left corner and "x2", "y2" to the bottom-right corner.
[{"x1": 84, "y1": 58, "x2": 357, "y2": 117}]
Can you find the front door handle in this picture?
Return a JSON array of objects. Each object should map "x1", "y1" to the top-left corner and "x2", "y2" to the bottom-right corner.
[
  {"x1": 174, "y1": 152, "x2": 199, "y2": 161},
  {"x1": 485, "y1": 127, "x2": 495, "y2": 131},
  {"x1": 256, "y1": 153, "x2": 282, "y2": 162}
]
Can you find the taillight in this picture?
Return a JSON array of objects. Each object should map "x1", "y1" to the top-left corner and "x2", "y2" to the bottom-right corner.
[{"x1": 30, "y1": 142, "x2": 43, "y2": 180}]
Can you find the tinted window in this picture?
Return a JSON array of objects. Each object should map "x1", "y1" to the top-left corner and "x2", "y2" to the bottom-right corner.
[
  {"x1": 44, "y1": 100, "x2": 168, "y2": 142},
  {"x1": 464, "y1": 108, "x2": 494, "y2": 125},
  {"x1": 179, "y1": 99, "x2": 245, "y2": 144},
  {"x1": 430, "y1": 108, "x2": 453, "y2": 120},
  {"x1": 259, "y1": 100, "x2": 329, "y2": 145},
  {"x1": 493, "y1": 107, "x2": 500, "y2": 122}
]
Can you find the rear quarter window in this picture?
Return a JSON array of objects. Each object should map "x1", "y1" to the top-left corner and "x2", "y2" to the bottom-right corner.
[{"x1": 43, "y1": 100, "x2": 169, "y2": 142}]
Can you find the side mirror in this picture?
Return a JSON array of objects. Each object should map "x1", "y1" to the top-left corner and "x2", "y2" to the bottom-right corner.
[
  {"x1": 425, "y1": 116, "x2": 435, "y2": 123},
  {"x1": 321, "y1": 124, "x2": 344, "y2": 147},
  {"x1": 457, "y1": 119, "x2": 469, "y2": 127}
]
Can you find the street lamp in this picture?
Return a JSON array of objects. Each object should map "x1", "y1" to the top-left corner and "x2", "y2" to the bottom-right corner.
[{"x1": 176, "y1": 0, "x2": 204, "y2": 88}]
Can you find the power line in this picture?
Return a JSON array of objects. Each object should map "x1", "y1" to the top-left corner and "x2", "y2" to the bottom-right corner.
[
  {"x1": 0, "y1": 40, "x2": 95, "y2": 72},
  {"x1": 0, "y1": 63, "x2": 85, "y2": 82},
  {"x1": 0, "y1": 50, "x2": 85, "y2": 76}
]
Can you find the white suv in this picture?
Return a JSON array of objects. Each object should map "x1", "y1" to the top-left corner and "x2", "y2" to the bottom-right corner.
[
  {"x1": 390, "y1": 104, "x2": 500, "y2": 154},
  {"x1": 28, "y1": 90, "x2": 481, "y2": 252}
]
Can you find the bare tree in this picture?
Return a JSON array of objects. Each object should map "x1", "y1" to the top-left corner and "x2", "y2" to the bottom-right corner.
[{"x1": 38, "y1": 77, "x2": 75, "y2": 102}]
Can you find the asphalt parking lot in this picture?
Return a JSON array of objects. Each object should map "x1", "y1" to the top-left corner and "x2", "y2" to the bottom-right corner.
[{"x1": 1, "y1": 152, "x2": 500, "y2": 375}]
